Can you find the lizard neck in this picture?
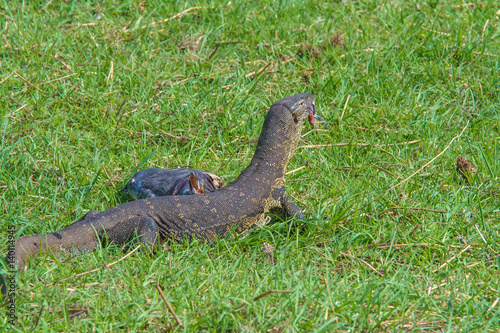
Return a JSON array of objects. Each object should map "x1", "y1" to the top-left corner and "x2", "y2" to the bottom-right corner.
[{"x1": 231, "y1": 106, "x2": 302, "y2": 186}]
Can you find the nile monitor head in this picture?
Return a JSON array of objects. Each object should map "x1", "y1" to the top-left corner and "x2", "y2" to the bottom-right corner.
[
  {"x1": 252, "y1": 93, "x2": 326, "y2": 171},
  {"x1": 272, "y1": 93, "x2": 317, "y2": 126}
]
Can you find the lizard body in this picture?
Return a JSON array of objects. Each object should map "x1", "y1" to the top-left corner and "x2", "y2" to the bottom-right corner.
[{"x1": 11, "y1": 93, "x2": 320, "y2": 270}]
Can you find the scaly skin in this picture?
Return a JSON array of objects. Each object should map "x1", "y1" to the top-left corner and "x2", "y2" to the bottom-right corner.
[{"x1": 10, "y1": 93, "x2": 318, "y2": 272}]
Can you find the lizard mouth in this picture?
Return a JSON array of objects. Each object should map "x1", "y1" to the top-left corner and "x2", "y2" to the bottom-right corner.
[{"x1": 308, "y1": 102, "x2": 328, "y2": 126}]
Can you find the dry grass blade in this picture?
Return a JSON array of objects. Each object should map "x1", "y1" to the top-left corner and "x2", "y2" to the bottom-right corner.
[
  {"x1": 129, "y1": 7, "x2": 204, "y2": 32},
  {"x1": 245, "y1": 61, "x2": 272, "y2": 78},
  {"x1": 113, "y1": 100, "x2": 128, "y2": 133},
  {"x1": 286, "y1": 165, "x2": 307, "y2": 175},
  {"x1": 472, "y1": 50, "x2": 499, "y2": 58},
  {"x1": 14, "y1": 71, "x2": 46, "y2": 93},
  {"x1": 299, "y1": 139, "x2": 422, "y2": 149},
  {"x1": 39, "y1": 73, "x2": 78, "y2": 86},
  {"x1": 340, "y1": 94, "x2": 351, "y2": 121},
  {"x1": 253, "y1": 290, "x2": 294, "y2": 301},
  {"x1": 0, "y1": 72, "x2": 14, "y2": 85},
  {"x1": 106, "y1": 61, "x2": 114, "y2": 85},
  {"x1": 332, "y1": 206, "x2": 447, "y2": 226},
  {"x1": 360, "y1": 120, "x2": 469, "y2": 211},
  {"x1": 325, "y1": 280, "x2": 335, "y2": 316},
  {"x1": 380, "y1": 148, "x2": 407, "y2": 162},
  {"x1": 475, "y1": 224, "x2": 487, "y2": 244},
  {"x1": 487, "y1": 298, "x2": 499, "y2": 313},
  {"x1": 142, "y1": 119, "x2": 189, "y2": 142},
  {"x1": 340, "y1": 252, "x2": 383, "y2": 276},
  {"x1": 158, "y1": 129, "x2": 189, "y2": 143},
  {"x1": 421, "y1": 27, "x2": 451, "y2": 37},
  {"x1": 31, "y1": 304, "x2": 44, "y2": 330},
  {"x1": 361, "y1": 243, "x2": 439, "y2": 249},
  {"x1": 212, "y1": 150, "x2": 237, "y2": 173},
  {"x1": 52, "y1": 245, "x2": 141, "y2": 285},
  {"x1": 432, "y1": 245, "x2": 472, "y2": 272},
  {"x1": 71, "y1": 23, "x2": 96, "y2": 30},
  {"x1": 379, "y1": 206, "x2": 447, "y2": 214},
  {"x1": 313, "y1": 248, "x2": 383, "y2": 276},
  {"x1": 156, "y1": 284, "x2": 183, "y2": 327},
  {"x1": 289, "y1": 177, "x2": 315, "y2": 182},
  {"x1": 68, "y1": 308, "x2": 88, "y2": 319},
  {"x1": 39, "y1": 0, "x2": 55, "y2": 13},
  {"x1": 206, "y1": 41, "x2": 247, "y2": 61},
  {"x1": 370, "y1": 163, "x2": 399, "y2": 178}
]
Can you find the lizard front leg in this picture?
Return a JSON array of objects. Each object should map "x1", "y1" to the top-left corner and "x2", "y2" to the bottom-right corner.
[
  {"x1": 104, "y1": 216, "x2": 159, "y2": 252},
  {"x1": 281, "y1": 195, "x2": 305, "y2": 219}
]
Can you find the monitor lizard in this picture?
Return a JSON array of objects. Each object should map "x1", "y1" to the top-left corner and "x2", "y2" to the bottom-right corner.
[{"x1": 6, "y1": 93, "x2": 323, "y2": 277}]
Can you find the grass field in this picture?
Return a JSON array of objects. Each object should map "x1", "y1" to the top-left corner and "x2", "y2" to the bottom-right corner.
[{"x1": 1, "y1": 0, "x2": 499, "y2": 331}]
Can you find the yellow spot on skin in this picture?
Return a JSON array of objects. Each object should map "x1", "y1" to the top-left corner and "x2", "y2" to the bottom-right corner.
[
  {"x1": 177, "y1": 203, "x2": 181, "y2": 207},
  {"x1": 211, "y1": 208, "x2": 217, "y2": 213},
  {"x1": 150, "y1": 206, "x2": 154, "y2": 209},
  {"x1": 240, "y1": 192, "x2": 245, "y2": 196},
  {"x1": 179, "y1": 213, "x2": 184, "y2": 218},
  {"x1": 204, "y1": 200, "x2": 210, "y2": 204}
]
